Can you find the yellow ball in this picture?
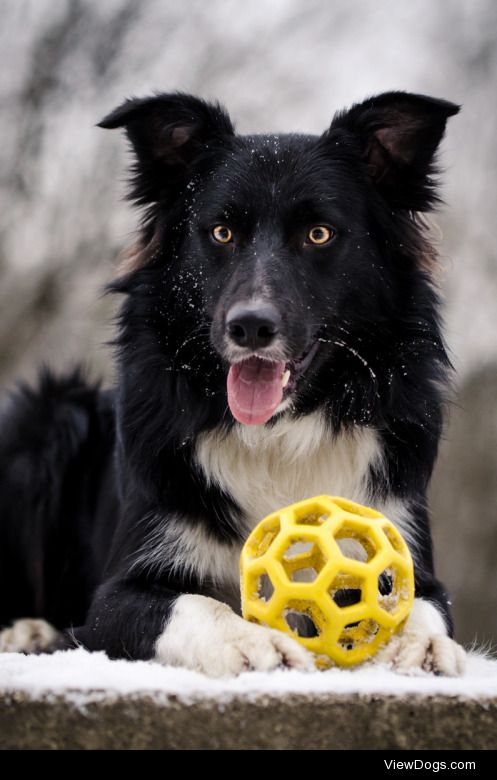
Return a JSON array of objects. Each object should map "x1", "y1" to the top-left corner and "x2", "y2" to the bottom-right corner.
[{"x1": 240, "y1": 495, "x2": 414, "y2": 668}]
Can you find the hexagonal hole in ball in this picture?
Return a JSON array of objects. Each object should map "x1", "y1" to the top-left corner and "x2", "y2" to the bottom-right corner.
[
  {"x1": 256, "y1": 572, "x2": 275, "y2": 602},
  {"x1": 295, "y1": 511, "x2": 329, "y2": 526},
  {"x1": 378, "y1": 566, "x2": 407, "y2": 614},
  {"x1": 329, "y1": 571, "x2": 363, "y2": 608},
  {"x1": 283, "y1": 600, "x2": 327, "y2": 638},
  {"x1": 283, "y1": 540, "x2": 314, "y2": 558},
  {"x1": 281, "y1": 539, "x2": 326, "y2": 582},
  {"x1": 290, "y1": 566, "x2": 319, "y2": 583},
  {"x1": 334, "y1": 525, "x2": 377, "y2": 562}
]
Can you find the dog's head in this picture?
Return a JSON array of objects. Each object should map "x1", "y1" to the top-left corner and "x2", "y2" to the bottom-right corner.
[{"x1": 100, "y1": 91, "x2": 458, "y2": 427}]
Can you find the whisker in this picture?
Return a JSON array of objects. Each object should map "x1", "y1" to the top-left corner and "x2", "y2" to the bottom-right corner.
[
  {"x1": 324, "y1": 337, "x2": 381, "y2": 399},
  {"x1": 173, "y1": 323, "x2": 210, "y2": 365}
]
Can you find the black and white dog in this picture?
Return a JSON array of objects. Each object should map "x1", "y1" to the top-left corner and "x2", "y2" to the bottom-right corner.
[{"x1": 0, "y1": 91, "x2": 466, "y2": 676}]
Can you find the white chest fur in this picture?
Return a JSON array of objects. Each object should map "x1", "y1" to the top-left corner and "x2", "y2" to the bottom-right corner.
[
  {"x1": 136, "y1": 414, "x2": 414, "y2": 597},
  {"x1": 195, "y1": 412, "x2": 384, "y2": 532}
]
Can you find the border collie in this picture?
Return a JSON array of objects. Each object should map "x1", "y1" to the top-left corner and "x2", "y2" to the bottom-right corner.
[{"x1": 0, "y1": 91, "x2": 466, "y2": 676}]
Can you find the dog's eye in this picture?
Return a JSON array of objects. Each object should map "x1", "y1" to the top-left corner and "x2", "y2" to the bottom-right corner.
[
  {"x1": 306, "y1": 226, "x2": 336, "y2": 245},
  {"x1": 211, "y1": 225, "x2": 233, "y2": 244}
]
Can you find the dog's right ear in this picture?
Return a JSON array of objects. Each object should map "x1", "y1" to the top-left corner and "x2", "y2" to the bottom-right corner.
[{"x1": 98, "y1": 92, "x2": 235, "y2": 204}]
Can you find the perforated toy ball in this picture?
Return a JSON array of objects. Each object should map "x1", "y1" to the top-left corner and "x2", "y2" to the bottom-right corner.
[{"x1": 240, "y1": 496, "x2": 415, "y2": 668}]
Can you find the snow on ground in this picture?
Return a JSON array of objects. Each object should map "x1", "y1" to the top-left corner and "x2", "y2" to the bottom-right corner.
[{"x1": 0, "y1": 648, "x2": 496, "y2": 706}]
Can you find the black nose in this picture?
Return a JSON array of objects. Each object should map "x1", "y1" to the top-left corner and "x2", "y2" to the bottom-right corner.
[{"x1": 226, "y1": 303, "x2": 281, "y2": 350}]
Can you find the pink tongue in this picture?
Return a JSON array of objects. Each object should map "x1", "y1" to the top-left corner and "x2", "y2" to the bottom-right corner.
[{"x1": 227, "y1": 357, "x2": 286, "y2": 425}]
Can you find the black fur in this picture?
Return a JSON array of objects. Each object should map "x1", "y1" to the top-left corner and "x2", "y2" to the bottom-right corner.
[{"x1": 0, "y1": 91, "x2": 459, "y2": 659}]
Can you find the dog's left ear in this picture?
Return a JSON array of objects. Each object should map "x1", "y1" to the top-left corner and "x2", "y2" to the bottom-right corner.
[
  {"x1": 329, "y1": 91, "x2": 460, "y2": 210},
  {"x1": 98, "y1": 92, "x2": 235, "y2": 204}
]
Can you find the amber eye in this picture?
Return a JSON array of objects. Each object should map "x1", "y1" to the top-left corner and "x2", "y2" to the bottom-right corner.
[
  {"x1": 307, "y1": 225, "x2": 335, "y2": 245},
  {"x1": 211, "y1": 225, "x2": 233, "y2": 244}
]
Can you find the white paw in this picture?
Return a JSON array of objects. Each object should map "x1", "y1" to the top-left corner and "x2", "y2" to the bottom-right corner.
[
  {"x1": 0, "y1": 618, "x2": 59, "y2": 653},
  {"x1": 374, "y1": 598, "x2": 466, "y2": 676},
  {"x1": 155, "y1": 594, "x2": 315, "y2": 678},
  {"x1": 375, "y1": 630, "x2": 466, "y2": 676}
]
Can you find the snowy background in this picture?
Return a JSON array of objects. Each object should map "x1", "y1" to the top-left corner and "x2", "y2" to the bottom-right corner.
[{"x1": 0, "y1": 0, "x2": 496, "y2": 648}]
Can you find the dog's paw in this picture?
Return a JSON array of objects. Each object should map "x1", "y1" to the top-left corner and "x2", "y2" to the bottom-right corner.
[
  {"x1": 375, "y1": 630, "x2": 466, "y2": 676},
  {"x1": 203, "y1": 620, "x2": 314, "y2": 677},
  {"x1": 0, "y1": 618, "x2": 59, "y2": 653},
  {"x1": 155, "y1": 594, "x2": 315, "y2": 677},
  {"x1": 373, "y1": 597, "x2": 466, "y2": 676}
]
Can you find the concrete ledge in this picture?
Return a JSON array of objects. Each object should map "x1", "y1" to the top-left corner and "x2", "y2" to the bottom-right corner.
[
  {"x1": 1, "y1": 648, "x2": 496, "y2": 749},
  {"x1": 1, "y1": 690, "x2": 497, "y2": 749}
]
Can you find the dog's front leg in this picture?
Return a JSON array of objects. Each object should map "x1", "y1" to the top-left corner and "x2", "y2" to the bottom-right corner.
[{"x1": 74, "y1": 580, "x2": 313, "y2": 677}]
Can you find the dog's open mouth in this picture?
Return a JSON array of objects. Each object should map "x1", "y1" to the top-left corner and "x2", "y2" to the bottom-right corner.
[{"x1": 227, "y1": 341, "x2": 319, "y2": 425}]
